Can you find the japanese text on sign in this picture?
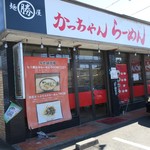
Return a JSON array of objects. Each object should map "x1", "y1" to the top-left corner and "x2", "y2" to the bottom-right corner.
[{"x1": 53, "y1": 12, "x2": 145, "y2": 45}]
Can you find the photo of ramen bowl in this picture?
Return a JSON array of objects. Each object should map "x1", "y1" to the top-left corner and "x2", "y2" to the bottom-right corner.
[
  {"x1": 43, "y1": 106, "x2": 56, "y2": 116},
  {"x1": 39, "y1": 78, "x2": 57, "y2": 92}
]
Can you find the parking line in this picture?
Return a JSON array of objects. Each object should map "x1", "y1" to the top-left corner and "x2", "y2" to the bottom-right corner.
[{"x1": 113, "y1": 137, "x2": 150, "y2": 150}]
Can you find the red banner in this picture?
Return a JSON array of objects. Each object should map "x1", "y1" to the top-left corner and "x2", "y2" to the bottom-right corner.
[
  {"x1": 116, "y1": 64, "x2": 130, "y2": 102},
  {"x1": 24, "y1": 57, "x2": 72, "y2": 129}
]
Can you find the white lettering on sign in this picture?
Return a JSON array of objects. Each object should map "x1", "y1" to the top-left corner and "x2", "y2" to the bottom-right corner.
[
  {"x1": 9, "y1": 1, "x2": 42, "y2": 20},
  {"x1": 18, "y1": 1, "x2": 35, "y2": 19},
  {"x1": 131, "y1": 65, "x2": 141, "y2": 72}
]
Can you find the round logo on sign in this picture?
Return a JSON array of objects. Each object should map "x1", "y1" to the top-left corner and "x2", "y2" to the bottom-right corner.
[{"x1": 18, "y1": 1, "x2": 35, "y2": 19}]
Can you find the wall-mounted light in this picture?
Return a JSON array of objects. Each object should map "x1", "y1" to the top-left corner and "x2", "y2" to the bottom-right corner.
[
  {"x1": 73, "y1": 47, "x2": 76, "y2": 51},
  {"x1": 73, "y1": 43, "x2": 81, "y2": 52},
  {"x1": 3, "y1": 36, "x2": 8, "y2": 49},
  {"x1": 118, "y1": 51, "x2": 121, "y2": 55},
  {"x1": 40, "y1": 38, "x2": 44, "y2": 49},
  {"x1": 134, "y1": 52, "x2": 137, "y2": 56},
  {"x1": 148, "y1": 54, "x2": 150, "y2": 57},
  {"x1": 57, "y1": 41, "x2": 61, "y2": 51},
  {"x1": 4, "y1": 41, "x2": 8, "y2": 49},
  {"x1": 98, "y1": 44, "x2": 101, "y2": 53}
]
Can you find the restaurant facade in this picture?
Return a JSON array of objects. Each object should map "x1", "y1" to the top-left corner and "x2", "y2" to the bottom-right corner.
[{"x1": 0, "y1": 0, "x2": 150, "y2": 144}]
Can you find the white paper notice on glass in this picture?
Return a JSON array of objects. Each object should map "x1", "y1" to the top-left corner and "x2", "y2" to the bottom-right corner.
[
  {"x1": 110, "y1": 67, "x2": 118, "y2": 79},
  {"x1": 36, "y1": 100, "x2": 63, "y2": 124},
  {"x1": 133, "y1": 73, "x2": 139, "y2": 81}
]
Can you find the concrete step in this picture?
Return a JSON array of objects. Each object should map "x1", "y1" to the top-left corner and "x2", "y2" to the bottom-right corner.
[{"x1": 75, "y1": 138, "x2": 99, "y2": 150}]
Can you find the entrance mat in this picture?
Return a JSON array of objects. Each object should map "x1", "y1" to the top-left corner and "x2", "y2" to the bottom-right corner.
[{"x1": 96, "y1": 117, "x2": 127, "y2": 125}]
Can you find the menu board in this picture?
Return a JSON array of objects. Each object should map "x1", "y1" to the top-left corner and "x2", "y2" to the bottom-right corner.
[
  {"x1": 116, "y1": 64, "x2": 129, "y2": 102},
  {"x1": 24, "y1": 57, "x2": 72, "y2": 129}
]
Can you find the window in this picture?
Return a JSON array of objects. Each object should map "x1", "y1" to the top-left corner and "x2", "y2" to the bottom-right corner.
[
  {"x1": 144, "y1": 55, "x2": 150, "y2": 95},
  {"x1": 23, "y1": 45, "x2": 75, "y2": 113},
  {"x1": 76, "y1": 49, "x2": 100, "y2": 61},
  {"x1": 131, "y1": 54, "x2": 143, "y2": 84},
  {"x1": 131, "y1": 54, "x2": 144, "y2": 101}
]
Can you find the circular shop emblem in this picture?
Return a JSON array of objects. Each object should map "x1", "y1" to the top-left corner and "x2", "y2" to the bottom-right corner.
[{"x1": 18, "y1": 0, "x2": 35, "y2": 19}]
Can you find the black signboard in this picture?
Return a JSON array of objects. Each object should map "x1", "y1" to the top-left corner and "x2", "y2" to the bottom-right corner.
[{"x1": 5, "y1": 0, "x2": 46, "y2": 34}]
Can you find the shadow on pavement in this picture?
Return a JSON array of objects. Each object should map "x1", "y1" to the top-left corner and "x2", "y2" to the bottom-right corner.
[
  {"x1": 0, "y1": 139, "x2": 15, "y2": 150},
  {"x1": 138, "y1": 115, "x2": 150, "y2": 128},
  {"x1": 99, "y1": 144, "x2": 107, "y2": 150}
]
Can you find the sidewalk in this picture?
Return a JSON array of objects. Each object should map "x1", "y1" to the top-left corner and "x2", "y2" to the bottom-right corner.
[{"x1": 2, "y1": 108, "x2": 148, "y2": 150}]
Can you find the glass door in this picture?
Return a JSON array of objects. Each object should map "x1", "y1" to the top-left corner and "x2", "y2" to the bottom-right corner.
[
  {"x1": 92, "y1": 64, "x2": 107, "y2": 119},
  {"x1": 130, "y1": 54, "x2": 145, "y2": 101},
  {"x1": 77, "y1": 63, "x2": 107, "y2": 123}
]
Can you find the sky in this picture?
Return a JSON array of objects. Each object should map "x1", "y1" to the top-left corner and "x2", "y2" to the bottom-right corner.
[{"x1": 76, "y1": 0, "x2": 150, "y2": 22}]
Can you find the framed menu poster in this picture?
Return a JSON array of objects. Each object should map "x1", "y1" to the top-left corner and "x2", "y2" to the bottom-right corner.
[{"x1": 24, "y1": 57, "x2": 72, "y2": 129}]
